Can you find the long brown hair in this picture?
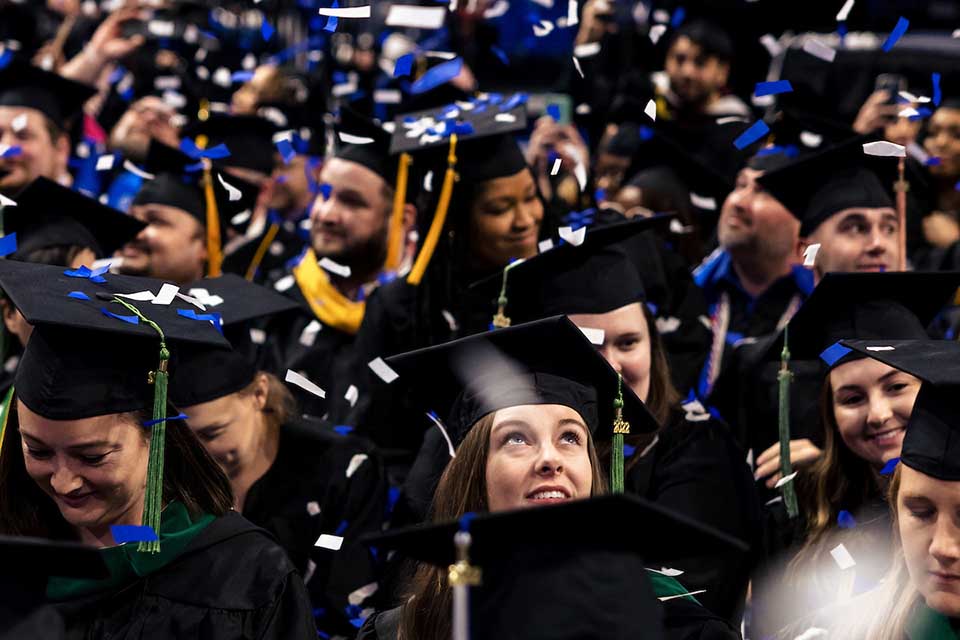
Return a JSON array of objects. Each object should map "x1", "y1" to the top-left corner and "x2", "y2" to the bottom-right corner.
[
  {"x1": 0, "y1": 399, "x2": 234, "y2": 539},
  {"x1": 398, "y1": 411, "x2": 608, "y2": 640},
  {"x1": 238, "y1": 371, "x2": 297, "y2": 440}
]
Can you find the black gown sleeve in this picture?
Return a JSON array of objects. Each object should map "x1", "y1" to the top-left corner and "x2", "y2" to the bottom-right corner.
[{"x1": 258, "y1": 569, "x2": 321, "y2": 640}]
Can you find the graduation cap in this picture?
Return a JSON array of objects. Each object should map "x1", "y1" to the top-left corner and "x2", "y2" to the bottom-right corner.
[
  {"x1": 0, "y1": 59, "x2": 96, "y2": 129},
  {"x1": 469, "y1": 215, "x2": 674, "y2": 328},
  {"x1": 6, "y1": 177, "x2": 145, "y2": 261},
  {"x1": 756, "y1": 136, "x2": 897, "y2": 237},
  {"x1": 747, "y1": 107, "x2": 858, "y2": 172},
  {"x1": 365, "y1": 494, "x2": 747, "y2": 639},
  {"x1": 257, "y1": 101, "x2": 325, "y2": 157},
  {"x1": 168, "y1": 274, "x2": 299, "y2": 408},
  {"x1": 181, "y1": 114, "x2": 278, "y2": 177},
  {"x1": 384, "y1": 315, "x2": 659, "y2": 450},
  {"x1": 838, "y1": 339, "x2": 960, "y2": 482},
  {"x1": 335, "y1": 106, "x2": 398, "y2": 184},
  {"x1": 387, "y1": 94, "x2": 529, "y2": 283},
  {"x1": 0, "y1": 260, "x2": 229, "y2": 552},
  {"x1": 768, "y1": 271, "x2": 960, "y2": 368}
]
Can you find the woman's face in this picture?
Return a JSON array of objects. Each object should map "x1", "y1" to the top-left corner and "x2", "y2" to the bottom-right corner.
[
  {"x1": 468, "y1": 168, "x2": 544, "y2": 270},
  {"x1": 485, "y1": 404, "x2": 593, "y2": 512},
  {"x1": 568, "y1": 303, "x2": 652, "y2": 403},
  {"x1": 18, "y1": 401, "x2": 149, "y2": 540},
  {"x1": 830, "y1": 358, "x2": 921, "y2": 469},
  {"x1": 924, "y1": 108, "x2": 960, "y2": 181},
  {"x1": 898, "y1": 465, "x2": 960, "y2": 617},
  {"x1": 182, "y1": 381, "x2": 266, "y2": 480}
]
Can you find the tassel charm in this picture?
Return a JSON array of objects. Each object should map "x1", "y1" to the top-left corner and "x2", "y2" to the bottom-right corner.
[
  {"x1": 611, "y1": 374, "x2": 630, "y2": 494},
  {"x1": 449, "y1": 529, "x2": 481, "y2": 640}
]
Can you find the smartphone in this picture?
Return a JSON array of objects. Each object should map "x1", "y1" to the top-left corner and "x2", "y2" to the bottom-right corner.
[
  {"x1": 875, "y1": 73, "x2": 906, "y2": 105},
  {"x1": 528, "y1": 93, "x2": 573, "y2": 125}
]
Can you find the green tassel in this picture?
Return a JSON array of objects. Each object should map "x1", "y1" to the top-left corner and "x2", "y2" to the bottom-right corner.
[
  {"x1": 111, "y1": 298, "x2": 169, "y2": 553},
  {"x1": 491, "y1": 260, "x2": 522, "y2": 329},
  {"x1": 610, "y1": 374, "x2": 630, "y2": 494},
  {"x1": 778, "y1": 325, "x2": 799, "y2": 519},
  {"x1": 0, "y1": 385, "x2": 15, "y2": 461}
]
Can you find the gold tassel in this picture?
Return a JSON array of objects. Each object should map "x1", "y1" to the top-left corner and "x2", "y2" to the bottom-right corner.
[
  {"x1": 407, "y1": 135, "x2": 459, "y2": 286},
  {"x1": 245, "y1": 223, "x2": 280, "y2": 281},
  {"x1": 0, "y1": 385, "x2": 15, "y2": 460},
  {"x1": 384, "y1": 153, "x2": 412, "y2": 271}
]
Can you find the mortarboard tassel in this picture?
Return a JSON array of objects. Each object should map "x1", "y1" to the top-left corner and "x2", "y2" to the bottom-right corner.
[
  {"x1": 895, "y1": 157, "x2": 908, "y2": 271},
  {"x1": 407, "y1": 135, "x2": 459, "y2": 286},
  {"x1": 384, "y1": 152, "x2": 413, "y2": 271},
  {"x1": 491, "y1": 260, "x2": 522, "y2": 329},
  {"x1": 112, "y1": 298, "x2": 170, "y2": 553},
  {"x1": 194, "y1": 134, "x2": 223, "y2": 278},
  {"x1": 0, "y1": 385, "x2": 15, "y2": 461},
  {"x1": 611, "y1": 373, "x2": 630, "y2": 494},
  {"x1": 244, "y1": 222, "x2": 281, "y2": 281},
  {"x1": 778, "y1": 325, "x2": 799, "y2": 518},
  {"x1": 449, "y1": 522, "x2": 481, "y2": 640}
]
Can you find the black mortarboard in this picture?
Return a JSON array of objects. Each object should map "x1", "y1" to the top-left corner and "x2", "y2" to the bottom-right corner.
[
  {"x1": 756, "y1": 136, "x2": 897, "y2": 237},
  {"x1": 334, "y1": 106, "x2": 398, "y2": 184},
  {"x1": 384, "y1": 316, "x2": 659, "y2": 447},
  {"x1": 838, "y1": 339, "x2": 960, "y2": 482},
  {"x1": 0, "y1": 260, "x2": 229, "y2": 420},
  {"x1": 181, "y1": 114, "x2": 278, "y2": 177},
  {"x1": 769, "y1": 271, "x2": 960, "y2": 367},
  {"x1": 0, "y1": 59, "x2": 96, "y2": 129},
  {"x1": 6, "y1": 177, "x2": 145, "y2": 260},
  {"x1": 168, "y1": 274, "x2": 299, "y2": 408},
  {"x1": 365, "y1": 494, "x2": 747, "y2": 639},
  {"x1": 747, "y1": 107, "x2": 858, "y2": 172},
  {"x1": 469, "y1": 215, "x2": 674, "y2": 325},
  {"x1": 256, "y1": 101, "x2": 325, "y2": 157}
]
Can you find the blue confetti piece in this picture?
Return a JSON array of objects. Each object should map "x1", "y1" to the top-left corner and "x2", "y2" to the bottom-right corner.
[
  {"x1": 393, "y1": 53, "x2": 414, "y2": 78},
  {"x1": 0, "y1": 145, "x2": 22, "y2": 158},
  {"x1": 837, "y1": 510, "x2": 857, "y2": 529},
  {"x1": 275, "y1": 138, "x2": 296, "y2": 164},
  {"x1": 623, "y1": 444, "x2": 637, "y2": 458},
  {"x1": 180, "y1": 139, "x2": 231, "y2": 160},
  {"x1": 333, "y1": 425, "x2": 354, "y2": 435},
  {"x1": 927, "y1": 157, "x2": 942, "y2": 167},
  {"x1": 101, "y1": 309, "x2": 139, "y2": 325},
  {"x1": 955, "y1": 181, "x2": 960, "y2": 192},
  {"x1": 110, "y1": 525, "x2": 158, "y2": 544},
  {"x1": 881, "y1": 457, "x2": 900, "y2": 476},
  {"x1": 594, "y1": 188, "x2": 607, "y2": 203},
  {"x1": 639, "y1": 126, "x2": 654, "y2": 141},
  {"x1": 670, "y1": 7, "x2": 686, "y2": 27},
  {"x1": 142, "y1": 413, "x2": 188, "y2": 428},
  {"x1": 733, "y1": 121, "x2": 770, "y2": 150},
  {"x1": 881, "y1": 17, "x2": 909, "y2": 52},
  {"x1": 0, "y1": 49, "x2": 12, "y2": 70},
  {"x1": 501, "y1": 92, "x2": 528, "y2": 111},
  {"x1": 0, "y1": 233, "x2": 15, "y2": 257},
  {"x1": 67, "y1": 291, "x2": 90, "y2": 300},
  {"x1": 262, "y1": 20, "x2": 275, "y2": 41},
  {"x1": 324, "y1": 13, "x2": 339, "y2": 32},
  {"x1": 231, "y1": 70, "x2": 255, "y2": 83},
  {"x1": 65, "y1": 264, "x2": 109, "y2": 283},
  {"x1": 933, "y1": 72, "x2": 942, "y2": 107},
  {"x1": 459, "y1": 512, "x2": 476, "y2": 532},
  {"x1": 410, "y1": 57, "x2": 463, "y2": 95},
  {"x1": 838, "y1": 21, "x2": 848, "y2": 39},
  {"x1": 177, "y1": 309, "x2": 223, "y2": 333},
  {"x1": 819, "y1": 341, "x2": 852, "y2": 367},
  {"x1": 320, "y1": 183, "x2": 332, "y2": 200},
  {"x1": 646, "y1": 301, "x2": 659, "y2": 315},
  {"x1": 546, "y1": 103, "x2": 561, "y2": 122},
  {"x1": 491, "y1": 46, "x2": 509, "y2": 65},
  {"x1": 335, "y1": 519, "x2": 349, "y2": 535},
  {"x1": 754, "y1": 80, "x2": 793, "y2": 97}
]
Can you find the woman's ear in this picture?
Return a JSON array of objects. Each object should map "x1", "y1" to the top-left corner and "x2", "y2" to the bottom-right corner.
[{"x1": 253, "y1": 373, "x2": 269, "y2": 412}]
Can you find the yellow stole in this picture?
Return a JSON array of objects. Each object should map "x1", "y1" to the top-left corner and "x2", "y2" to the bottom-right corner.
[{"x1": 292, "y1": 249, "x2": 366, "y2": 335}]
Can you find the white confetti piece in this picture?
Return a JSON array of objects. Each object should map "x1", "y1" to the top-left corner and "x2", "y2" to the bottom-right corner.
[
  {"x1": 572, "y1": 56, "x2": 584, "y2": 78},
  {"x1": 147, "y1": 19, "x2": 175, "y2": 37},
  {"x1": 345, "y1": 384, "x2": 359, "y2": 407},
  {"x1": 648, "y1": 567, "x2": 685, "y2": 577},
  {"x1": 573, "y1": 42, "x2": 601, "y2": 58},
  {"x1": 285, "y1": 370, "x2": 326, "y2": 399},
  {"x1": 759, "y1": 34, "x2": 783, "y2": 57},
  {"x1": 689, "y1": 193, "x2": 717, "y2": 211},
  {"x1": 649, "y1": 24, "x2": 667, "y2": 45},
  {"x1": 0, "y1": 193, "x2": 16, "y2": 207},
  {"x1": 373, "y1": 89, "x2": 402, "y2": 104},
  {"x1": 346, "y1": 454, "x2": 369, "y2": 479},
  {"x1": 117, "y1": 290, "x2": 156, "y2": 302},
  {"x1": 644, "y1": 99, "x2": 656, "y2": 121},
  {"x1": 217, "y1": 173, "x2": 242, "y2": 202},
  {"x1": 338, "y1": 132, "x2": 375, "y2": 145},
  {"x1": 567, "y1": 0, "x2": 579, "y2": 25},
  {"x1": 299, "y1": 319, "x2": 322, "y2": 347},
  {"x1": 306, "y1": 501, "x2": 321, "y2": 516},
  {"x1": 483, "y1": 0, "x2": 510, "y2": 18},
  {"x1": 319, "y1": 257, "x2": 351, "y2": 278},
  {"x1": 573, "y1": 161, "x2": 587, "y2": 192},
  {"x1": 830, "y1": 543, "x2": 856, "y2": 570},
  {"x1": 538, "y1": 238, "x2": 554, "y2": 253},
  {"x1": 153, "y1": 75, "x2": 181, "y2": 90},
  {"x1": 794, "y1": 628, "x2": 829, "y2": 640},
  {"x1": 368, "y1": 357, "x2": 399, "y2": 383},
  {"x1": 11, "y1": 113, "x2": 27, "y2": 133},
  {"x1": 122, "y1": 160, "x2": 156, "y2": 181},
  {"x1": 863, "y1": 140, "x2": 906, "y2": 157},
  {"x1": 579, "y1": 326, "x2": 605, "y2": 345},
  {"x1": 96, "y1": 155, "x2": 116, "y2": 171},
  {"x1": 423, "y1": 170, "x2": 434, "y2": 192},
  {"x1": 898, "y1": 107, "x2": 919, "y2": 118},
  {"x1": 533, "y1": 20, "x2": 554, "y2": 37},
  {"x1": 249, "y1": 328, "x2": 266, "y2": 344},
  {"x1": 426, "y1": 411, "x2": 457, "y2": 458},
  {"x1": 348, "y1": 582, "x2": 379, "y2": 606},
  {"x1": 669, "y1": 219, "x2": 694, "y2": 235},
  {"x1": 212, "y1": 67, "x2": 233, "y2": 88},
  {"x1": 800, "y1": 131, "x2": 823, "y2": 148},
  {"x1": 836, "y1": 0, "x2": 855, "y2": 21},
  {"x1": 494, "y1": 113, "x2": 517, "y2": 123},
  {"x1": 802, "y1": 38, "x2": 836, "y2": 63},
  {"x1": 550, "y1": 158, "x2": 562, "y2": 175},
  {"x1": 716, "y1": 116, "x2": 750, "y2": 125},
  {"x1": 231, "y1": 210, "x2": 252, "y2": 226},
  {"x1": 775, "y1": 472, "x2": 798, "y2": 488},
  {"x1": 558, "y1": 226, "x2": 586, "y2": 246},
  {"x1": 659, "y1": 589, "x2": 707, "y2": 602},
  {"x1": 866, "y1": 345, "x2": 895, "y2": 351},
  {"x1": 90, "y1": 257, "x2": 118, "y2": 272},
  {"x1": 315, "y1": 534, "x2": 344, "y2": 550},
  {"x1": 682, "y1": 399, "x2": 711, "y2": 422},
  {"x1": 441, "y1": 309, "x2": 459, "y2": 332},
  {"x1": 152, "y1": 283, "x2": 179, "y2": 305},
  {"x1": 656, "y1": 316, "x2": 681, "y2": 334},
  {"x1": 803, "y1": 243, "x2": 821, "y2": 266},
  {"x1": 186, "y1": 288, "x2": 222, "y2": 307},
  {"x1": 386, "y1": 5, "x2": 446, "y2": 28},
  {"x1": 318, "y1": 5, "x2": 371, "y2": 18},
  {"x1": 274, "y1": 274, "x2": 296, "y2": 292}
]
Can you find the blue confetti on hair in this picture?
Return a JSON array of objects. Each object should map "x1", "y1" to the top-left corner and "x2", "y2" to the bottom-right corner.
[
  {"x1": 623, "y1": 444, "x2": 637, "y2": 458},
  {"x1": 670, "y1": 7, "x2": 686, "y2": 27},
  {"x1": 0, "y1": 145, "x2": 22, "y2": 158},
  {"x1": 67, "y1": 291, "x2": 90, "y2": 301},
  {"x1": 261, "y1": 20, "x2": 275, "y2": 41},
  {"x1": 333, "y1": 425, "x2": 354, "y2": 435},
  {"x1": 459, "y1": 512, "x2": 477, "y2": 532},
  {"x1": 880, "y1": 457, "x2": 900, "y2": 476},
  {"x1": 491, "y1": 45, "x2": 509, "y2": 65},
  {"x1": 837, "y1": 510, "x2": 857, "y2": 529},
  {"x1": 0, "y1": 233, "x2": 16, "y2": 257},
  {"x1": 142, "y1": 413, "x2": 189, "y2": 428},
  {"x1": 733, "y1": 121, "x2": 770, "y2": 150},
  {"x1": 393, "y1": 53, "x2": 414, "y2": 78},
  {"x1": 881, "y1": 17, "x2": 909, "y2": 52},
  {"x1": 933, "y1": 72, "x2": 943, "y2": 107},
  {"x1": 754, "y1": 80, "x2": 793, "y2": 98},
  {"x1": 101, "y1": 309, "x2": 139, "y2": 325},
  {"x1": 819, "y1": 341, "x2": 853, "y2": 367},
  {"x1": 110, "y1": 525, "x2": 158, "y2": 543},
  {"x1": 275, "y1": 138, "x2": 296, "y2": 164},
  {"x1": 411, "y1": 57, "x2": 463, "y2": 95}
]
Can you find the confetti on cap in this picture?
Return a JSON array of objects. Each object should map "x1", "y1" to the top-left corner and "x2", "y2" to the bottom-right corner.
[
  {"x1": 862, "y1": 140, "x2": 905, "y2": 157},
  {"x1": 285, "y1": 369, "x2": 326, "y2": 398},
  {"x1": 0, "y1": 233, "x2": 16, "y2": 257},
  {"x1": 733, "y1": 120, "x2": 770, "y2": 150},
  {"x1": 754, "y1": 80, "x2": 793, "y2": 97},
  {"x1": 410, "y1": 57, "x2": 463, "y2": 95},
  {"x1": 882, "y1": 17, "x2": 909, "y2": 52},
  {"x1": 111, "y1": 524, "x2": 159, "y2": 544},
  {"x1": 820, "y1": 341, "x2": 853, "y2": 367}
]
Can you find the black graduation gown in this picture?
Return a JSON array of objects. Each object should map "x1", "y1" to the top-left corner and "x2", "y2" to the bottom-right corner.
[
  {"x1": 53, "y1": 512, "x2": 317, "y2": 639},
  {"x1": 625, "y1": 403, "x2": 763, "y2": 625},
  {"x1": 242, "y1": 418, "x2": 388, "y2": 637}
]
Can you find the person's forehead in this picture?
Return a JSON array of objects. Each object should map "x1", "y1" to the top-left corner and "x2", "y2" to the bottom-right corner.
[
  {"x1": 18, "y1": 399, "x2": 129, "y2": 441},
  {"x1": 830, "y1": 206, "x2": 898, "y2": 221},
  {"x1": 668, "y1": 35, "x2": 704, "y2": 57},
  {"x1": 0, "y1": 105, "x2": 46, "y2": 128},
  {"x1": 321, "y1": 156, "x2": 387, "y2": 192},
  {"x1": 931, "y1": 107, "x2": 960, "y2": 126},
  {"x1": 134, "y1": 202, "x2": 197, "y2": 225},
  {"x1": 491, "y1": 403, "x2": 587, "y2": 425}
]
